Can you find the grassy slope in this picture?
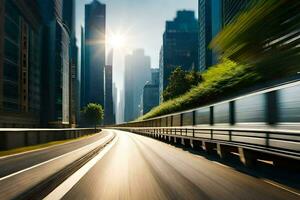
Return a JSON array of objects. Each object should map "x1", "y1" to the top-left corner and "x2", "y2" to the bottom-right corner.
[{"x1": 140, "y1": 60, "x2": 261, "y2": 120}]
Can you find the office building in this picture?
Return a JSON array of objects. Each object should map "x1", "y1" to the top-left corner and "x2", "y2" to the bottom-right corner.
[
  {"x1": 81, "y1": 0, "x2": 106, "y2": 108},
  {"x1": 198, "y1": 0, "x2": 223, "y2": 72},
  {"x1": 223, "y1": 0, "x2": 252, "y2": 26},
  {"x1": 143, "y1": 69, "x2": 159, "y2": 115},
  {"x1": 0, "y1": 0, "x2": 42, "y2": 127},
  {"x1": 63, "y1": 0, "x2": 78, "y2": 127},
  {"x1": 38, "y1": 0, "x2": 71, "y2": 127},
  {"x1": 198, "y1": 0, "x2": 251, "y2": 72},
  {"x1": 80, "y1": 26, "x2": 85, "y2": 109},
  {"x1": 161, "y1": 10, "x2": 198, "y2": 100},
  {"x1": 104, "y1": 50, "x2": 114, "y2": 125},
  {"x1": 124, "y1": 49, "x2": 151, "y2": 122}
]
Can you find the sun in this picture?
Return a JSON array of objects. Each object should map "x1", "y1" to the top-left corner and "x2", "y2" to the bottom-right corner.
[{"x1": 108, "y1": 32, "x2": 127, "y2": 49}]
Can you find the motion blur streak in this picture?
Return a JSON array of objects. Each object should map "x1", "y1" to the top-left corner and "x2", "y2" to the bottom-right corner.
[{"x1": 62, "y1": 130, "x2": 298, "y2": 200}]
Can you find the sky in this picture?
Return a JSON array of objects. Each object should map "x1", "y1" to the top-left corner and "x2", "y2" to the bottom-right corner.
[{"x1": 75, "y1": 0, "x2": 198, "y2": 121}]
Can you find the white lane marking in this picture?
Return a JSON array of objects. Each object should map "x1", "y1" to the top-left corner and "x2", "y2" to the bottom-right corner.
[
  {"x1": 0, "y1": 133, "x2": 101, "y2": 160},
  {"x1": 44, "y1": 135, "x2": 118, "y2": 200},
  {"x1": 0, "y1": 133, "x2": 113, "y2": 181},
  {"x1": 263, "y1": 179, "x2": 300, "y2": 196}
]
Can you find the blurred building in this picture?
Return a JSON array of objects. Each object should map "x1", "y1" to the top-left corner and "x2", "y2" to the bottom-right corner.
[
  {"x1": 198, "y1": 0, "x2": 223, "y2": 72},
  {"x1": 63, "y1": 0, "x2": 78, "y2": 127},
  {"x1": 104, "y1": 50, "x2": 115, "y2": 125},
  {"x1": 80, "y1": 26, "x2": 85, "y2": 109},
  {"x1": 160, "y1": 10, "x2": 199, "y2": 101},
  {"x1": 198, "y1": 0, "x2": 251, "y2": 72},
  {"x1": 37, "y1": 0, "x2": 71, "y2": 127},
  {"x1": 112, "y1": 82, "x2": 117, "y2": 124},
  {"x1": 81, "y1": 0, "x2": 106, "y2": 109},
  {"x1": 223, "y1": 0, "x2": 252, "y2": 26},
  {"x1": 143, "y1": 69, "x2": 159, "y2": 115},
  {"x1": 124, "y1": 49, "x2": 151, "y2": 122},
  {"x1": 0, "y1": 0, "x2": 42, "y2": 127}
]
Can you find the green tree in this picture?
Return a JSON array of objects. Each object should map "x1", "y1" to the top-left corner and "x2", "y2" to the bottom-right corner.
[
  {"x1": 163, "y1": 67, "x2": 202, "y2": 101},
  {"x1": 81, "y1": 103, "x2": 104, "y2": 128}
]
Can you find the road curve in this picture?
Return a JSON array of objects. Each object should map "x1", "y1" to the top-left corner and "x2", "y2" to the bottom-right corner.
[
  {"x1": 0, "y1": 131, "x2": 108, "y2": 178},
  {"x1": 62, "y1": 130, "x2": 299, "y2": 200}
]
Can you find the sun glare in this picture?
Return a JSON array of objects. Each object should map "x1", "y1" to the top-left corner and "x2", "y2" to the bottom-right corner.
[{"x1": 108, "y1": 32, "x2": 127, "y2": 49}]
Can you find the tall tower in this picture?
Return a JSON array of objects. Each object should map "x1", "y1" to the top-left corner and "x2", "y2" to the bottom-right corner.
[
  {"x1": 161, "y1": 10, "x2": 198, "y2": 99},
  {"x1": 63, "y1": 0, "x2": 78, "y2": 127},
  {"x1": 38, "y1": 0, "x2": 70, "y2": 127},
  {"x1": 104, "y1": 50, "x2": 114, "y2": 125},
  {"x1": 124, "y1": 49, "x2": 151, "y2": 122},
  {"x1": 82, "y1": 0, "x2": 106, "y2": 108}
]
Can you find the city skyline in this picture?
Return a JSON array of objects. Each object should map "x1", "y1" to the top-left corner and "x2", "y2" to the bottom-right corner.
[{"x1": 75, "y1": 0, "x2": 198, "y2": 93}]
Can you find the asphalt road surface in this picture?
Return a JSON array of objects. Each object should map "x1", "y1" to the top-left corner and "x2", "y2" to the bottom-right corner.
[
  {"x1": 0, "y1": 131, "x2": 108, "y2": 178},
  {"x1": 61, "y1": 130, "x2": 300, "y2": 200}
]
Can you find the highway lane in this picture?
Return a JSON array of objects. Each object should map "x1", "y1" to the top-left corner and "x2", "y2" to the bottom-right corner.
[
  {"x1": 0, "y1": 130, "x2": 114, "y2": 199},
  {"x1": 62, "y1": 130, "x2": 299, "y2": 200},
  {"x1": 0, "y1": 131, "x2": 108, "y2": 178}
]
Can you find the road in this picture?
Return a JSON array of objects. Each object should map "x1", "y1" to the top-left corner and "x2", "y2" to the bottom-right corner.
[
  {"x1": 0, "y1": 131, "x2": 113, "y2": 199},
  {"x1": 59, "y1": 130, "x2": 299, "y2": 200},
  {"x1": 0, "y1": 131, "x2": 109, "y2": 178}
]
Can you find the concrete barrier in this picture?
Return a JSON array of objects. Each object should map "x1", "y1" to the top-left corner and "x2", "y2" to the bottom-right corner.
[{"x1": 0, "y1": 128, "x2": 101, "y2": 150}]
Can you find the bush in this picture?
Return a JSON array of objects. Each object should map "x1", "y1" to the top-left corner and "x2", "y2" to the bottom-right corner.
[
  {"x1": 163, "y1": 67, "x2": 202, "y2": 101},
  {"x1": 139, "y1": 59, "x2": 261, "y2": 120}
]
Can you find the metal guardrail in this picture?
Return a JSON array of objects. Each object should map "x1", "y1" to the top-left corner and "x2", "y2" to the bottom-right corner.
[{"x1": 118, "y1": 127, "x2": 300, "y2": 160}]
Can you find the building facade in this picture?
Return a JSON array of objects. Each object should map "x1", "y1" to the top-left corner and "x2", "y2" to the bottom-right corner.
[
  {"x1": 143, "y1": 69, "x2": 159, "y2": 115},
  {"x1": 63, "y1": 0, "x2": 78, "y2": 127},
  {"x1": 223, "y1": 0, "x2": 251, "y2": 26},
  {"x1": 198, "y1": 0, "x2": 223, "y2": 72},
  {"x1": 104, "y1": 50, "x2": 115, "y2": 125},
  {"x1": 124, "y1": 49, "x2": 151, "y2": 122},
  {"x1": 198, "y1": 0, "x2": 251, "y2": 72},
  {"x1": 0, "y1": 0, "x2": 42, "y2": 127},
  {"x1": 38, "y1": 0, "x2": 71, "y2": 127},
  {"x1": 160, "y1": 10, "x2": 198, "y2": 100},
  {"x1": 81, "y1": 0, "x2": 106, "y2": 109}
]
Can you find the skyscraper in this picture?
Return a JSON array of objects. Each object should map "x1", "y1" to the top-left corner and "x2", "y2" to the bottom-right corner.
[
  {"x1": 0, "y1": 0, "x2": 42, "y2": 127},
  {"x1": 104, "y1": 50, "x2": 114, "y2": 125},
  {"x1": 160, "y1": 10, "x2": 199, "y2": 100},
  {"x1": 81, "y1": 0, "x2": 106, "y2": 108},
  {"x1": 143, "y1": 69, "x2": 160, "y2": 115},
  {"x1": 38, "y1": 0, "x2": 70, "y2": 127},
  {"x1": 80, "y1": 26, "x2": 85, "y2": 109},
  {"x1": 198, "y1": 0, "x2": 251, "y2": 72},
  {"x1": 223, "y1": 0, "x2": 252, "y2": 26},
  {"x1": 198, "y1": 0, "x2": 223, "y2": 72},
  {"x1": 63, "y1": 0, "x2": 78, "y2": 127},
  {"x1": 124, "y1": 49, "x2": 151, "y2": 122}
]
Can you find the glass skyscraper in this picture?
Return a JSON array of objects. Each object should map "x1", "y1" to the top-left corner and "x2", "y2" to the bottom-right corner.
[
  {"x1": 198, "y1": 0, "x2": 251, "y2": 72},
  {"x1": 198, "y1": 0, "x2": 222, "y2": 72},
  {"x1": 81, "y1": 0, "x2": 106, "y2": 109},
  {"x1": 160, "y1": 10, "x2": 199, "y2": 100},
  {"x1": 124, "y1": 49, "x2": 151, "y2": 122},
  {"x1": 38, "y1": 0, "x2": 70, "y2": 127}
]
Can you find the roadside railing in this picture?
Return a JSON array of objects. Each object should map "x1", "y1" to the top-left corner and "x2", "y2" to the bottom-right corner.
[{"x1": 117, "y1": 126, "x2": 300, "y2": 161}]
